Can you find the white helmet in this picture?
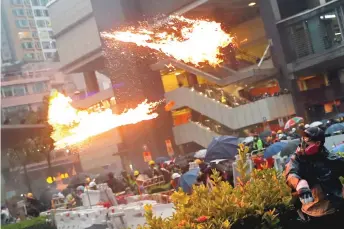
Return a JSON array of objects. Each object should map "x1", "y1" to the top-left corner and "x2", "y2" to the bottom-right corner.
[
  {"x1": 305, "y1": 124, "x2": 310, "y2": 129},
  {"x1": 89, "y1": 181, "x2": 97, "y2": 188},
  {"x1": 171, "y1": 173, "x2": 181, "y2": 180}
]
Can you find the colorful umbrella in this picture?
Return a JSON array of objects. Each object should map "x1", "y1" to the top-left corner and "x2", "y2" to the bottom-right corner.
[{"x1": 284, "y1": 117, "x2": 304, "y2": 130}]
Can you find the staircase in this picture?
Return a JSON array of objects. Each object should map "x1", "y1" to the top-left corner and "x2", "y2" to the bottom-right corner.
[{"x1": 166, "y1": 87, "x2": 295, "y2": 130}]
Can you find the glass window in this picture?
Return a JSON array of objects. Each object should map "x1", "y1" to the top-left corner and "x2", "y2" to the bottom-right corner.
[
  {"x1": 48, "y1": 31, "x2": 54, "y2": 38},
  {"x1": 31, "y1": 0, "x2": 40, "y2": 6},
  {"x1": 36, "y1": 20, "x2": 46, "y2": 28},
  {"x1": 24, "y1": 53, "x2": 35, "y2": 60},
  {"x1": 40, "y1": 0, "x2": 49, "y2": 6},
  {"x1": 1, "y1": 87, "x2": 13, "y2": 97},
  {"x1": 36, "y1": 52, "x2": 43, "y2": 60},
  {"x1": 42, "y1": 10, "x2": 49, "y2": 16},
  {"x1": 15, "y1": 20, "x2": 28, "y2": 28},
  {"x1": 18, "y1": 31, "x2": 32, "y2": 39},
  {"x1": 32, "y1": 82, "x2": 47, "y2": 93},
  {"x1": 27, "y1": 9, "x2": 33, "y2": 17},
  {"x1": 12, "y1": 9, "x2": 25, "y2": 16},
  {"x1": 34, "y1": 9, "x2": 42, "y2": 17},
  {"x1": 51, "y1": 41, "x2": 56, "y2": 49},
  {"x1": 12, "y1": 85, "x2": 27, "y2": 96},
  {"x1": 39, "y1": 31, "x2": 49, "y2": 39},
  {"x1": 24, "y1": 0, "x2": 30, "y2": 4},
  {"x1": 42, "y1": 41, "x2": 50, "y2": 49},
  {"x1": 21, "y1": 42, "x2": 33, "y2": 49},
  {"x1": 11, "y1": 0, "x2": 23, "y2": 5}
]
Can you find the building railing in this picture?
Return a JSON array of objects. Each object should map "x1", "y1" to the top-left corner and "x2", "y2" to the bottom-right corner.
[{"x1": 277, "y1": 1, "x2": 344, "y2": 62}]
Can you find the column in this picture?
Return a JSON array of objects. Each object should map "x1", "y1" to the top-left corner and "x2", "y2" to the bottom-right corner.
[
  {"x1": 83, "y1": 71, "x2": 99, "y2": 95},
  {"x1": 186, "y1": 73, "x2": 199, "y2": 87}
]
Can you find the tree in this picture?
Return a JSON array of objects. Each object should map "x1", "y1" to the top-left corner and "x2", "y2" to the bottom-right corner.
[{"x1": 6, "y1": 139, "x2": 46, "y2": 193}]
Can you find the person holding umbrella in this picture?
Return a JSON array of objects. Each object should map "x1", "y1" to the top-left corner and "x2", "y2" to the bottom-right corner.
[{"x1": 284, "y1": 127, "x2": 344, "y2": 228}]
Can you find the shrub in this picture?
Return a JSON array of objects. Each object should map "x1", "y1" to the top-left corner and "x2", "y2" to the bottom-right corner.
[
  {"x1": 138, "y1": 147, "x2": 293, "y2": 229},
  {"x1": 1, "y1": 217, "x2": 54, "y2": 229}
]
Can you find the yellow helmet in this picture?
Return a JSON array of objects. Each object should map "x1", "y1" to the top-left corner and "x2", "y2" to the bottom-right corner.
[
  {"x1": 134, "y1": 170, "x2": 140, "y2": 176},
  {"x1": 148, "y1": 160, "x2": 155, "y2": 166},
  {"x1": 27, "y1": 193, "x2": 34, "y2": 199},
  {"x1": 277, "y1": 130, "x2": 283, "y2": 134},
  {"x1": 194, "y1": 159, "x2": 202, "y2": 165}
]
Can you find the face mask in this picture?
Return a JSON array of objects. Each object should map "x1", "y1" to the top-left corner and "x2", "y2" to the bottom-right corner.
[{"x1": 297, "y1": 139, "x2": 320, "y2": 156}]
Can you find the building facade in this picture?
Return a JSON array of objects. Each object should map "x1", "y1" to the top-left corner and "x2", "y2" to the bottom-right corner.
[
  {"x1": 1, "y1": 0, "x2": 57, "y2": 63},
  {"x1": 260, "y1": 0, "x2": 344, "y2": 121},
  {"x1": 47, "y1": 0, "x2": 297, "y2": 160},
  {"x1": 1, "y1": 62, "x2": 77, "y2": 124}
]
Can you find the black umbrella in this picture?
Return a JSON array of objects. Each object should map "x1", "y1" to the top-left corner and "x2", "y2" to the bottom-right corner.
[
  {"x1": 280, "y1": 139, "x2": 300, "y2": 157},
  {"x1": 205, "y1": 136, "x2": 238, "y2": 162}
]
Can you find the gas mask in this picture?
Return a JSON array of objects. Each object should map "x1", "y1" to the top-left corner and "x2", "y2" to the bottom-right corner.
[{"x1": 296, "y1": 138, "x2": 321, "y2": 156}]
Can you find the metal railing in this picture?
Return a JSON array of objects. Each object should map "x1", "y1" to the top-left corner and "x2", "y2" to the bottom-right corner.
[{"x1": 278, "y1": 1, "x2": 344, "y2": 62}]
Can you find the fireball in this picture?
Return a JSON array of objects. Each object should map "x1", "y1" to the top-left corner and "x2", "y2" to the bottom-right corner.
[
  {"x1": 48, "y1": 91, "x2": 159, "y2": 149},
  {"x1": 101, "y1": 15, "x2": 233, "y2": 66}
]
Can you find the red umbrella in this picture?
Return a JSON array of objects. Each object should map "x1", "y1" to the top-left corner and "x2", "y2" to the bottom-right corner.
[{"x1": 284, "y1": 117, "x2": 304, "y2": 130}]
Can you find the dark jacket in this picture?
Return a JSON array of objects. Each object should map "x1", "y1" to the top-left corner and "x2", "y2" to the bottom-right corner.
[{"x1": 285, "y1": 147, "x2": 344, "y2": 216}]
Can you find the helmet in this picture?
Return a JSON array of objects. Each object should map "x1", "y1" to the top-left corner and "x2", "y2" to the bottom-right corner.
[
  {"x1": 89, "y1": 181, "x2": 97, "y2": 188},
  {"x1": 277, "y1": 130, "x2": 283, "y2": 134},
  {"x1": 303, "y1": 127, "x2": 325, "y2": 143},
  {"x1": 27, "y1": 193, "x2": 34, "y2": 199},
  {"x1": 134, "y1": 170, "x2": 140, "y2": 176},
  {"x1": 148, "y1": 160, "x2": 155, "y2": 166},
  {"x1": 194, "y1": 159, "x2": 202, "y2": 165},
  {"x1": 271, "y1": 131, "x2": 276, "y2": 137},
  {"x1": 305, "y1": 124, "x2": 310, "y2": 129},
  {"x1": 76, "y1": 186, "x2": 85, "y2": 192},
  {"x1": 171, "y1": 173, "x2": 181, "y2": 179},
  {"x1": 292, "y1": 128, "x2": 296, "y2": 132}
]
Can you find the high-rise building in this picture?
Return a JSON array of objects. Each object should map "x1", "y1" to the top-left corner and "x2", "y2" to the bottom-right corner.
[{"x1": 1, "y1": 0, "x2": 57, "y2": 63}]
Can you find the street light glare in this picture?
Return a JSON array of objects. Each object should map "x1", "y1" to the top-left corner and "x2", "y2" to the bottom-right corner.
[{"x1": 248, "y1": 2, "x2": 256, "y2": 6}]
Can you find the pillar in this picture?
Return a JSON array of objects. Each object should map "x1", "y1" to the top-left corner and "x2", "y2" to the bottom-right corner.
[
  {"x1": 186, "y1": 73, "x2": 198, "y2": 87},
  {"x1": 83, "y1": 71, "x2": 99, "y2": 95}
]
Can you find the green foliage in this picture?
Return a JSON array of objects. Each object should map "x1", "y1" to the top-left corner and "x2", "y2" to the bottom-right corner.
[
  {"x1": 1, "y1": 217, "x2": 53, "y2": 229},
  {"x1": 138, "y1": 167, "x2": 292, "y2": 229}
]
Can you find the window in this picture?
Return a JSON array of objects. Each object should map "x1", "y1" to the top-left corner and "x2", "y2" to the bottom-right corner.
[
  {"x1": 36, "y1": 52, "x2": 43, "y2": 60},
  {"x1": 34, "y1": 9, "x2": 42, "y2": 17},
  {"x1": 32, "y1": 31, "x2": 38, "y2": 38},
  {"x1": 36, "y1": 20, "x2": 46, "y2": 28},
  {"x1": 42, "y1": 10, "x2": 49, "y2": 16},
  {"x1": 12, "y1": 9, "x2": 25, "y2": 16},
  {"x1": 35, "y1": 42, "x2": 41, "y2": 49},
  {"x1": 24, "y1": 53, "x2": 35, "y2": 60},
  {"x1": 51, "y1": 41, "x2": 56, "y2": 49},
  {"x1": 11, "y1": 0, "x2": 23, "y2": 5},
  {"x1": 42, "y1": 41, "x2": 50, "y2": 49},
  {"x1": 29, "y1": 20, "x2": 36, "y2": 27},
  {"x1": 1, "y1": 87, "x2": 13, "y2": 97},
  {"x1": 27, "y1": 9, "x2": 33, "y2": 17},
  {"x1": 24, "y1": 0, "x2": 30, "y2": 4},
  {"x1": 44, "y1": 52, "x2": 53, "y2": 59},
  {"x1": 46, "y1": 20, "x2": 51, "y2": 27},
  {"x1": 12, "y1": 85, "x2": 27, "y2": 96},
  {"x1": 21, "y1": 42, "x2": 33, "y2": 49},
  {"x1": 31, "y1": 0, "x2": 40, "y2": 6},
  {"x1": 41, "y1": 0, "x2": 49, "y2": 6},
  {"x1": 39, "y1": 31, "x2": 49, "y2": 39},
  {"x1": 32, "y1": 82, "x2": 47, "y2": 93},
  {"x1": 15, "y1": 20, "x2": 28, "y2": 28},
  {"x1": 18, "y1": 31, "x2": 31, "y2": 39}
]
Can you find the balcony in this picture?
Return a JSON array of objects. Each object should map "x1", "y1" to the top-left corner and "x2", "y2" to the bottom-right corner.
[
  {"x1": 165, "y1": 87, "x2": 295, "y2": 130},
  {"x1": 1, "y1": 92, "x2": 49, "y2": 108},
  {"x1": 277, "y1": 1, "x2": 344, "y2": 74},
  {"x1": 1, "y1": 74, "x2": 50, "y2": 86}
]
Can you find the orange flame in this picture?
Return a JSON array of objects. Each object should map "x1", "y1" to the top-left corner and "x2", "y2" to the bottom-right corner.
[
  {"x1": 101, "y1": 16, "x2": 233, "y2": 66},
  {"x1": 48, "y1": 91, "x2": 159, "y2": 149}
]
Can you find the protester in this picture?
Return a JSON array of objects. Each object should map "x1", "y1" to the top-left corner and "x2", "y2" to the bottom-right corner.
[
  {"x1": 147, "y1": 160, "x2": 161, "y2": 178},
  {"x1": 25, "y1": 193, "x2": 44, "y2": 217},
  {"x1": 284, "y1": 127, "x2": 344, "y2": 228},
  {"x1": 252, "y1": 133, "x2": 264, "y2": 153},
  {"x1": 171, "y1": 173, "x2": 181, "y2": 189},
  {"x1": 107, "y1": 172, "x2": 125, "y2": 193}
]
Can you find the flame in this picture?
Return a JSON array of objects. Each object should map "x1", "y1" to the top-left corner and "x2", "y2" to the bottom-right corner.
[
  {"x1": 101, "y1": 16, "x2": 233, "y2": 66},
  {"x1": 48, "y1": 91, "x2": 159, "y2": 149}
]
